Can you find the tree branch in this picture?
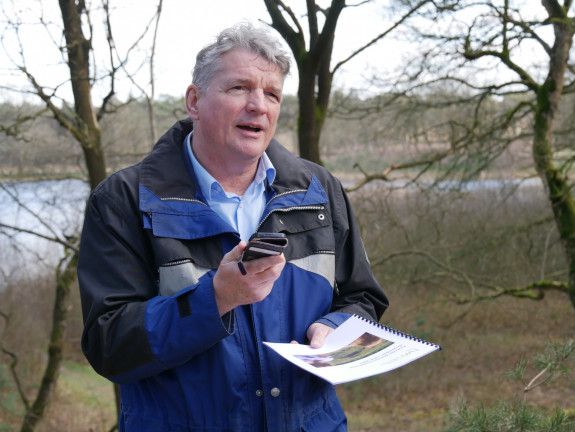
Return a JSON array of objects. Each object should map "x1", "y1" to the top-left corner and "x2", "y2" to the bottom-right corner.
[
  {"x1": 370, "y1": 248, "x2": 568, "y2": 305},
  {"x1": 332, "y1": 0, "x2": 430, "y2": 74},
  {"x1": 346, "y1": 144, "x2": 458, "y2": 192},
  {"x1": 453, "y1": 280, "x2": 568, "y2": 304},
  {"x1": 309, "y1": 0, "x2": 345, "y2": 64},
  {"x1": 0, "y1": 222, "x2": 79, "y2": 252},
  {"x1": 0, "y1": 107, "x2": 50, "y2": 138},
  {"x1": 263, "y1": 0, "x2": 306, "y2": 58},
  {"x1": 0, "y1": 311, "x2": 30, "y2": 411}
]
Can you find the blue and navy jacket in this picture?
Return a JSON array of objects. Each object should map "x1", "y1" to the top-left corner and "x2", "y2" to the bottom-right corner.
[{"x1": 78, "y1": 119, "x2": 388, "y2": 431}]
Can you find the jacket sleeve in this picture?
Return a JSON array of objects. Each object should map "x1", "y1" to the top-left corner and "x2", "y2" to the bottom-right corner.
[
  {"x1": 326, "y1": 180, "x2": 389, "y2": 323},
  {"x1": 77, "y1": 174, "x2": 232, "y2": 384}
]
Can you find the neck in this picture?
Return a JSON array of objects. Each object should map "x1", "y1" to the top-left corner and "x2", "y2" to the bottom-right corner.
[{"x1": 218, "y1": 170, "x2": 257, "y2": 196}]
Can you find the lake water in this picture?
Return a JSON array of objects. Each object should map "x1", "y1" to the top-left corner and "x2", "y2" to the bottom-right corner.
[
  {"x1": 0, "y1": 179, "x2": 90, "y2": 289},
  {"x1": 0, "y1": 177, "x2": 544, "y2": 290}
]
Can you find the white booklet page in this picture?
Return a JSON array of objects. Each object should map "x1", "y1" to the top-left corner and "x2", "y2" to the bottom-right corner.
[{"x1": 264, "y1": 315, "x2": 441, "y2": 385}]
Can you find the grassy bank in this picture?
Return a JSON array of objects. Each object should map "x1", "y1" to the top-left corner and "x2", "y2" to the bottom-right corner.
[
  {"x1": 340, "y1": 180, "x2": 575, "y2": 431},
  {"x1": 1, "y1": 289, "x2": 571, "y2": 432},
  {"x1": 339, "y1": 290, "x2": 574, "y2": 431}
]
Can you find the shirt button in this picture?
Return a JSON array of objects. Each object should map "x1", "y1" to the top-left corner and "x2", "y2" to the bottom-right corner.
[
  {"x1": 256, "y1": 389, "x2": 263, "y2": 397},
  {"x1": 270, "y1": 387, "x2": 280, "y2": 397}
]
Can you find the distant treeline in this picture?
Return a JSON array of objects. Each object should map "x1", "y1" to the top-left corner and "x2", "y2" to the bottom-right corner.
[{"x1": 1, "y1": 90, "x2": 574, "y2": 182}]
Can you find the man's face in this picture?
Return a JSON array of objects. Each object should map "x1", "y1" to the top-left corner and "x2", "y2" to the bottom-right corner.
[{"x1": 186, "y1": 49, "x2": 283, "y2": 168}]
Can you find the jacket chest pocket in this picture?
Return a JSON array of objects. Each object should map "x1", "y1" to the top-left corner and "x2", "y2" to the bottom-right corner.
[
  {"x1": 158, "y1": 260, "x2": 212, "y2": 296},
  {"x1": 148, "y1": 235, "x2": 222, "y2": 296},
  {"x1": 261, "y1": 206, "x2": 334, "y2": 256},
  {"x1": 261, "y1": 206, "x2": 336, "y2": 288}
]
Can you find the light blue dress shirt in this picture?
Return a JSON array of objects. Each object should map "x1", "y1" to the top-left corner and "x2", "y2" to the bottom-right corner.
[
  {"x1": 185, "y1": 133, "x2": 350, "y2": 330},
  {"x1": 185, "y1": 132, "x2": 276, "y2": 241}
]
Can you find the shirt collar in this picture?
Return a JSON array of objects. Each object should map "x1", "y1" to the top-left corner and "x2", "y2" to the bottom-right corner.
[
  {"x1": 257, "y1": 150, "x2": 276, "y2": 190},
  {"x1": 185, "y1": 132, "x2": 276, "y2": 200}
]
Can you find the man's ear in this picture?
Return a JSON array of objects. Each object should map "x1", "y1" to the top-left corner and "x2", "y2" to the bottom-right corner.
[{"x1": 185, "y1": 85, "x2": 200, "y2": 120}]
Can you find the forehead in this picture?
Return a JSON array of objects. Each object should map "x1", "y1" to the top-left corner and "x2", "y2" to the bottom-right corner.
[{"x1": 214, "y1": 49, "x2": 283, "y2": 83}]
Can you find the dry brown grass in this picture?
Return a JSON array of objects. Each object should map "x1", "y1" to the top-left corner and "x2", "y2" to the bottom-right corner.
[
  {"x1": 26, "y1": 259, "x2": 575, "y2": 432},
  {"x1": 35, "y1": 361, "x2": 116, "y2": 432},
  {"x1": 2, "y1": 181, "x2": 574, "y2": 432},
  {"x1": 337, "y1": 288, "x2": 574, "y2": 432},
  {"x1": 4, "y1": 288, "x2": 571, "y2": 432},
  {"x1": 0, "y1": 276, "x2": 117, "y2": 432},
  {"x1": 338, "y1": 181, "x2": 575, "y2": 431}
]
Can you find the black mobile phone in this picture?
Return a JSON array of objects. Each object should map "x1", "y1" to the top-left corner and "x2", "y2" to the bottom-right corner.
[{"x1": 240, "y1": 232, "x2": 288, "y2": 262}]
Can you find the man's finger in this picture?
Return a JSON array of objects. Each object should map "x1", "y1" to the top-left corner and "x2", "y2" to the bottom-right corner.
[{"x1": 307, "y1": 323, "x2": 334, "y2": 349}]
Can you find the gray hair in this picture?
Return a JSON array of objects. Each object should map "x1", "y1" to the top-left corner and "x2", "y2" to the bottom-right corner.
[{"x1": 192, "y1": 22, "x2": 291, "y2": 90}]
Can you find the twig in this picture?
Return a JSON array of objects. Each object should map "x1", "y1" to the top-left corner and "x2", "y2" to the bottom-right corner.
[
  {"x1": 0, "y1": 311, "x2": 30, "y2": 411},
  {"x1": 0, "y1": 222, "x2": 78, "y2": 252}
]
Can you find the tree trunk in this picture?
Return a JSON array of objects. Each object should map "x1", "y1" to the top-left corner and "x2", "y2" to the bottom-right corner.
[
  {"x1": 81, "y1": 134, "x2": 107, "y2": 190},
  {"x1": 532, "y1": 2, "x2": 575, "y2": 308},
  {"x1": 533, "y1": 97, "x2": 575, "y2": 309},
  {"x1": 18, "y1": 2, "x2": 108, "y2": 431},
  {"x1": 59, "y1": 0, "x2": 107, "y2": 188},
  {"x1": 20, "y1": 252, "x2": 78, "y2": 432},
  {"x1": 297, "y1": 65, "x2": 322, "y2": 162},
  {"x1": 264, "y1": 0, "x2": 343, "y2": 166},
  {"x1": 296, "y1": 33, "x2": 334, "y2": 165}
]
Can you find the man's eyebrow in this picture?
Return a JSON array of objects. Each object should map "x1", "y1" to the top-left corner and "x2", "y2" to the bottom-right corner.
[
  {"x1": 223, "y1": 78, "x2": 251, "y2": 87},
  {"x1": 268, "y1": 85, "x2": 282, "y2": 96}
]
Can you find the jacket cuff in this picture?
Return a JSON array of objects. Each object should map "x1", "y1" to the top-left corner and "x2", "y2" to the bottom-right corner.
[{"x1": 315, "y1": 312, "x2": 351, "y2": 329}]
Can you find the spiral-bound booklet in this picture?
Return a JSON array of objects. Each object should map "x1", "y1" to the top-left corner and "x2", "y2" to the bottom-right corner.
[{"x1": 263, "y1": 315, "x2": 441, "y2": 385}]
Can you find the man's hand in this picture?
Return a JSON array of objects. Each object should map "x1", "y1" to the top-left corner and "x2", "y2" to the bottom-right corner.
[
  {"x1": 306, "y1": 322, "x2": 334, "y2": 348},
  {"x1": 213, "y1": 242, "x2": 286, "y2": 316}
]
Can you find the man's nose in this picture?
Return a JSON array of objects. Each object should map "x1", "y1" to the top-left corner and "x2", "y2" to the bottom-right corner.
[{"x1": 246, "y1": 90, "x2": 267, "y2": 113}]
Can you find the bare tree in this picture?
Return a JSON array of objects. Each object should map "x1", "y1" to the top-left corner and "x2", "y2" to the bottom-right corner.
[
  {"x1": 348, "y1": 0, "x2": 575, "y2": 308},
  {"x1": 263, "y1": 0, "x2": 430, "y2": 164},
  {"x1": 0, "y1": 1, "x2": 164, "y2": 430},
  {"x1": 110, "y1": 0, "x2": 165, "y2": 147}
]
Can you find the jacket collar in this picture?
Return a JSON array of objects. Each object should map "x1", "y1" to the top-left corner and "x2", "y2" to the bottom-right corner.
[
  {"x1": 140, "y1": 119, "x2": 197, "y2": 201},
  {"x1": 140, "y1": 119, "x2": 324, "y2": 203}
]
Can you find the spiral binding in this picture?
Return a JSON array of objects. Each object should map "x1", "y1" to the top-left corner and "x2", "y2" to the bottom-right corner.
[{"x1": 353, "y1": 314, "x2": 442, "y2": 350}]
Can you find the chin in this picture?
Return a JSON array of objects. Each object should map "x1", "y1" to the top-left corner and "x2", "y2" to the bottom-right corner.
[{"x1": 236, "y1": 140, "x2": 268, "y2": 156}]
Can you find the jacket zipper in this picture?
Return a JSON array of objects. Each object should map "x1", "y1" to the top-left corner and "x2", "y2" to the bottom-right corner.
[
  {"x1": 267, "y1": 189, "x2": 307, "y2": 201},
  {"x1": 159, "y1": 197, "x2": 207, "y2": 205},
  {"x1": 162, "y1": 259, "x2": 192, "y2": 267}
]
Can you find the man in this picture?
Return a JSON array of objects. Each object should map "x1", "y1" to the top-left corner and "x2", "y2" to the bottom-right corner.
[{"x1": 78, "y1": 23, "x2": 388, "y2": 432}]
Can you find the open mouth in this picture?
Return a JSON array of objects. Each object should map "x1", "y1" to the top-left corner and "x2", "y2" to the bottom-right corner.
[{"x1": 238, "y1": 125, "x2": 262, "y2": 133}]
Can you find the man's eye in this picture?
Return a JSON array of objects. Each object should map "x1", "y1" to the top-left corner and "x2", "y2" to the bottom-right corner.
[
  {"x1": 267, "y1": 92, "x2": 280, "y2": 102},
  {"x1": 229, "y1": 86, "x2": 246, "y2": 93}
]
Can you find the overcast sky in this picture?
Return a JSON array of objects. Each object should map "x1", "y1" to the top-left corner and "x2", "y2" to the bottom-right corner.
[
  {"x1": 0, "y1": 0, "x2": 550, "y2": 104},
  {"x1": 137, "y1": 0, "x2": 403, "y2": 97},
  {"x1": 0, "y1": 0, "x2": 403, "y2": 103}
]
